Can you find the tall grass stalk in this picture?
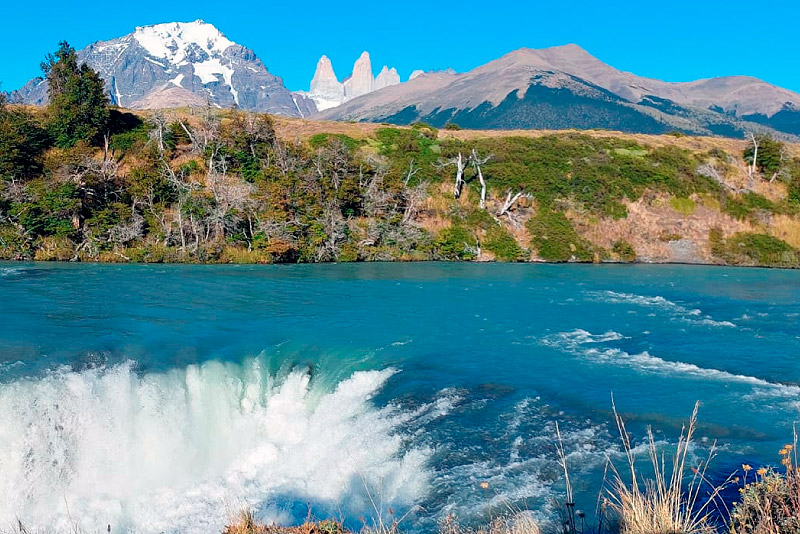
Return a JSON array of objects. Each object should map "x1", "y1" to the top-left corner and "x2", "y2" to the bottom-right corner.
[{"x1": 605, "y1": 400, "x2": 728, "y2": 534}]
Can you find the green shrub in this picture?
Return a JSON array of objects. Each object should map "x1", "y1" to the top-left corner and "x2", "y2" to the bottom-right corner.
[
  {"x1": 10, "y1": 180, "x2": 81, "y2": 238},
  {"x1": 483, "y1": 225, "x2": 524, "y2": 261},
  {"x1": 730, "y1": 446, "x2": 800, "y2": 534},
  {"x1": 612, "y1": 239, "x2": 637, "y2": 262},
  {"x1": 659, "y1": 231, "x2": 682, "y2": 242},
  {"x1": 527, "y1": 207, "x2": 594, "y2": 262},
  {"x1": 434, "y1": 226, "x2": 477, "y2": 260},
  {"x1": 728, "y1": 233, "x2": 799, "y2": 266},
  {"x1": 723, "y1": 192, "x2": 779, "y2": 221},
  {"x1": 110, "y1": 124, "x2": 149, "y2": 153},
  {"x1": 309, "y1": 133, "x2": 362, "y2": 152},
  {"x1": 0, "y1": 107, "x2": 50, "y2": 179},
  {"x1": 461, "y1": 134, "x2": 716, "y2": 219},
  {"x1": 710, "y1": 229, "x2": 799, "y2": 267},
  {"x1": 410, "y1": 121, "x2": 438, "y2": 138}
]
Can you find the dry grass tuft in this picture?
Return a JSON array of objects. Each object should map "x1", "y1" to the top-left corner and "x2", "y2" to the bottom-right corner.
[
  {"x1": 223, "y1": 510, "x2": 267, "y2": 534},
  {"x1": 438, "y1": 512, "x2": 540, "y2": 534},
  {"x1": 222, "y1": 510, "x2": 348, "y2": 534},
  {"x1": 605, "y1": 401, "x2": 728, "y2": 534}
]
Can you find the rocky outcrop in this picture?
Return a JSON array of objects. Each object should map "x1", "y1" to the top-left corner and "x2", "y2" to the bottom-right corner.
[
  {"x1": 305, "y1": 52, "x2": 406, "y2": 112},
  {"x1": 12, "y1": 20, "x2": 317, "y2": 117},
  {"x1": 374, "y1": 66, "x2": 401, "y2": 90},
  {"x1": 343, "y1": 52, "x2": 374, "y2": 99},
  {"x1": 308, "y1": 56, "x2": 345, "y2": 111}
]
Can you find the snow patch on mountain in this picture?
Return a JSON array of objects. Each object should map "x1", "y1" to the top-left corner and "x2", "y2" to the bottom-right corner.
[
  {"x1": 12, "y1": 20, "x2": 315, "y2": 117},
  {"x1": 133, "y1": 21, "x2": 233, "y2": 66}
]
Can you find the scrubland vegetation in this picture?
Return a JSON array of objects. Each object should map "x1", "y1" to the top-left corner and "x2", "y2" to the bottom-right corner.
[{"x1": 3, "y1": 44, "x2": 800, "y2": 266}]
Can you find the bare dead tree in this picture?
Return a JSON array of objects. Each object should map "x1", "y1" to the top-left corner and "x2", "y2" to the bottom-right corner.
[
  {"x1": 176, "y1": 119, "x2": 197, "y2": 151},
  {"x1": 403, "y1": 181, "x2": 429, "y2": 224},
  {"x1": 273, "y1": 139, "x2": 302, "y2": 178},
  {"x1": 696, "y1": 162, "x2": 740, "y2": 192},
  {"x1": 437, "y1": 152, "x2": 466, "y2": 199},
  {"x1": 315, "y1": 202, "x2": 347, "y2": 262},
  {"x1": 161, "y1": 162, "x2": 199, "y2": 252},
  {"x1": 468, "y1": 148, "x2": 491, "y2": 209},
  {"x1": 148, "y1": 111, "x2": 168, "y2": 154},
  {"x1": 313, "y1": 139, "x2": 352, "y2": 191},
  {"x1": 363, "y1": 167, "x2": 393, "y2": 218},
  {"x1": 109, "y1": 206, "x2": 145, "y2": 247},
  {"x1": 195, "y1": 104, "x2": 221, "y2": 156},
  {"x1": 746, "y1": 132, "x2": 759, "y2": 189},
  {"x1": 206, "y1": 171, "x2": 254, "y2": 242},
  {"x1": 771, "y1": 144, "x2": 792, "y2": 183},
  {"x1": 498, "y1": 190, "x2": 525, "y2": 219},
  {"x1": 404, "y1": 159, "x2": 419, "y2": 186}
]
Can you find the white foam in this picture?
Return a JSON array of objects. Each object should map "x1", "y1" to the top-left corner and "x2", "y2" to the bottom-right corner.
[
  {"x1": 0, "y1": 359, "x2": 429, "y2": 534},
  {"x1": 542, "y1": 330, "x2": 800, "y2": 396},
  {"x1": 586, "y1": 291, "x2": 735, "y2": 328},
  {"x1": 0, "y1": 267, "x2": 23, "y2": 277}
]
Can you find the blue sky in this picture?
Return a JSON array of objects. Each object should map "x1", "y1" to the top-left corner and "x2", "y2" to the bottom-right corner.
[{"x1": 1, "y1": 0, "x2": 798, "y2": 93}]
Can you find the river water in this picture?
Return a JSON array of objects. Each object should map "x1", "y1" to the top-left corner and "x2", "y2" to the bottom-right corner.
[{"x1": 1, "y1": 262, "x2": 798, "y2": 533}]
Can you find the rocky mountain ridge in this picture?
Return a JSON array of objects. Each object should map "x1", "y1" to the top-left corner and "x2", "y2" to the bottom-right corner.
[
  {"x1": 302, "y1": 51, "x2": 402, "y2": 111},
  {"x1": 10, "y1": 24, "x2": 800, "y2": 137},
  {"x1": 318, "y1": 45, "x2": 800, "y2": 137},
  {"x1": 12, "y1": 20, "x2": 316, "y2": 117}
]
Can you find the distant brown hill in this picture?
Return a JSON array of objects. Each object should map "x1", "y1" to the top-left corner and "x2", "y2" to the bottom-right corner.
[{"x1": 318, "y1": 45, "x2": 800, "y2": 138}]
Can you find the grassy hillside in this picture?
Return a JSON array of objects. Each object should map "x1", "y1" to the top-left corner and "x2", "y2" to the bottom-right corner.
[{"x1": 2, "y1": 104, "x2": 800, "y2": 267}]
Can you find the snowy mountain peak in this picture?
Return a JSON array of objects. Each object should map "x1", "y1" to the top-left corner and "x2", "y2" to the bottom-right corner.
[
  {"x1": 12, "y1": 21, "x2": 317, "y2": 117},
  {"x1": 133, "y1": 20, "x2": 234, "y2": 67}
]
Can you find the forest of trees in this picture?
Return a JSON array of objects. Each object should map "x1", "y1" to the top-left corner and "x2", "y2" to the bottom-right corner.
[{"x1": 2, "y1": 43, "x2": 800, "y2": 266}]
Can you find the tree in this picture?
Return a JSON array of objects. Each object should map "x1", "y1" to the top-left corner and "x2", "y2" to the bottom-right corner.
[
  {"x1": 438, "y1": 152, "x2": 466, "y2": 199},
  {"x1": 744, "y1": 133, "x2": 787, "y2": 182},
  {"x1": 0, "y1": 90, "x2": 50, "y2": 180},
  {"x1": 468, "y1": 148, "x2": 491, "y2": 209},
  {"x1": 42, "y1": 41, "x2": 110, "y2": 148}
]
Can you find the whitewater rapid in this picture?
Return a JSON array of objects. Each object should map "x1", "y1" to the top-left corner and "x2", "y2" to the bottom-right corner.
[{"x1": 0, "y1": 358, "x2": 430, "y2": 534}]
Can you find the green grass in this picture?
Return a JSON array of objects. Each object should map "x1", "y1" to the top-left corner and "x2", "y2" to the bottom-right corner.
[{"x1": 670, "y1": 196, "x2": 696, "y2": 215}]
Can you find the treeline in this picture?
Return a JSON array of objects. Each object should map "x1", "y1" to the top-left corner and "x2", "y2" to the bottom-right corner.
[{"x1": 3, "y1": 43, "x2": 800, "y2": 265}]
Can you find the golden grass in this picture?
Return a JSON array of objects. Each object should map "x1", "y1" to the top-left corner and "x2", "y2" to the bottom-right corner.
[
  {"x1": 439, "y1": 513, "x2": 541, "y2": 534},
  {"x1": 218, "y1": 246, "x2": 273, "y2": 264},
  {"x1": 769, "y1": 215, "x2": 800, "y2": 250},
  {"x1": 606, "y1": 401, "x2": 728, "y2": 534},
  {"x1": 222, "y1": 510, "x2": 348, "y2": 534}
]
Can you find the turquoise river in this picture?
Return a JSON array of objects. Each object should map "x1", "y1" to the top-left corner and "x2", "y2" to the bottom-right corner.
[{"x1": 0, "y1": 262, "x2": 798, "y2": 533}]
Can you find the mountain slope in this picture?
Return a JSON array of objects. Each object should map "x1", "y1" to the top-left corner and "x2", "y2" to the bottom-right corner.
[
  {"x1": 12, "y1": 21, "x2": 317, "y2": 117},
  {"x1": 318, "y1": 45, "x2": 800, "y2": 137}
]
